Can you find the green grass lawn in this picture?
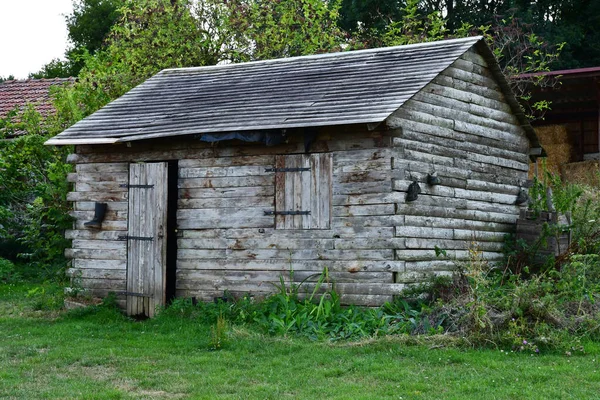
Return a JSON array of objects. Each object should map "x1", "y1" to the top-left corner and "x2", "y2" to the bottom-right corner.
[{"x1": 1, "y1": 283, "x2": 599, "y2": 400}]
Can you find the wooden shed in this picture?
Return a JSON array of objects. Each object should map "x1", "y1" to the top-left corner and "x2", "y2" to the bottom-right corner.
[{"x1": 47, "y1": 37, "x2": 541, "y2": 317}]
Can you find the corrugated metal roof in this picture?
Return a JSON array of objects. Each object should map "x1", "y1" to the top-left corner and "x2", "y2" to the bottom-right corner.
[{"x1": 48, "y1": 37, "x2": 495, "y2": 145}]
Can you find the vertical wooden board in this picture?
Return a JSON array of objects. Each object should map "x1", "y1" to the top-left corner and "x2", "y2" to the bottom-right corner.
[
  {"x1": 310, "y1": 153, "x2": 320, "y2": 229},
  {"x1": 150, "y1": 162, "x2": 168, "y2": 317},
  {"x1": 284, "y1": 155, "x2": 295, "y2": 229},
  {"x1": 311, "y1": 153, "x2": 332, "y2": 229},
  {"x1": 321, "y1": 153, "x2": 332, "y2": 229},
  {"x1": 274, "y1": 156, "x2": 286, "y2": 229},
  {"x1": 301, "y1": 155, "x2": 312, "y2": 229},
  {"x1": 292, "y1": 155, "x2": 303, "y2": 229}
]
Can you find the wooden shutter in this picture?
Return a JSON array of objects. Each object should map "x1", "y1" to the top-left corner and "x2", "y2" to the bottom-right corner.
[{"x1": 274, "y1": 153, "x2": 332, "y2": 230}]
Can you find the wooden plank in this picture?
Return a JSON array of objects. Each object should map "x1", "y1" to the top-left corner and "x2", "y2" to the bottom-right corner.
[
  {"x1": 333, "y1": 204, "x2": 395, "y2": 217},
  {"x1": 67, "y1": 268, "x2": 126, "y2": 280},
  {"x1": 74, "y1": 201, "x2": 128, "y2": 211},
  {"x1": 178, "y1": 175, "x2": 273, "y2": 189},
  {"x1": 180, "y1": 226, "x2": 395, "y2": 239},
  {"x1": 179, "y1": 165, "x2": 269, "y2": 178},
  {"x1": 65, "y1": 248, "x2": 126, "y2": 260},
  {"x1": 72, "y1": 259, "x2": 127, "y2": 270},
  {"x1": 67, "y1": 191, "x2": 127, "y2": 202},
  {"x1": 75, "y1": 172, "x2": 129, "y2": 182},
  {"x1": 179, "y1": 155, "x2": 274, "y2": 168},
  {"x1": 177, "y1": 248, "x2": 394, "y2": 261},
  {"x1": 177, "y1": 238, "x2": 335, "y2": 250},
  {"x1": 177, "y1": 216, "x2": 274, "y2": 230},
  {"x1": 76, "y1": 163, "x2": 129, "y2": 173},
  {"x1": 72, "y1": 240, "x2": 126, "y2": 250},
  {"x1": 178, "y1": 196, "x2": 273, "y2": 209},
  {"x1": 66, "y1": 230, "x2": 125, "y2": 240},
  {"x1": 69, "y1": 210, "x2": 127, "y2": 222},
  {"x1": 180, "y1": 186, "x2": 274, "y2": 199},
  {"x1": 74, "y1": 220, "x2": 128, "y2": 231},
  {"x1": 274, "y1": 155, "x2": 286, "y2": 229},
  {"x1": 176, "y1": 259, "x2": 405, "y2": 273}
]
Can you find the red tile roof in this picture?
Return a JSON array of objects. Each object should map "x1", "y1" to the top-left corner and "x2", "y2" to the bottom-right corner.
[{"x1": 0, "y1": 78, "x2": 74, "y2": 120}]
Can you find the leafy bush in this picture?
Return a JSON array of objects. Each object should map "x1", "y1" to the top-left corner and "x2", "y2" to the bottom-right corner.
[
  {"x1": 0, "y1": 258, "x2": 20, "y2": 283},
  {"x1": 157, "y1": 269, "x2": 436, "y2": 341}
]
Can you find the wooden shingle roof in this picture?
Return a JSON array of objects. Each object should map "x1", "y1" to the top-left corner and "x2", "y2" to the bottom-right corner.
[{"x1": 46, "y1": 37, "x2": 538, "y2": 147}]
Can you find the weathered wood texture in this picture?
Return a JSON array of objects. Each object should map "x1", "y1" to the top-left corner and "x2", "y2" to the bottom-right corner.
[
  {"x1": 65, "y1": 50, "x2": 530, "y2": 307},
  {"x1": 126, "y1": 162, "x2": 168, "y2": 317},
  {"x1": 65, "y1": 162, "x2": 129, "y2": 302}
]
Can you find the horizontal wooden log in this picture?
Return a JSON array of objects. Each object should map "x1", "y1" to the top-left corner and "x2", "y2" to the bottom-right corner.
[
  {"x1": 179, "y1": 155, "x2": 274, "y2": 168},
  {"x1": 177, "y1": 248, "x2": 394, "y2": 261},
  {"x1": 177, "y1": 259, "x2": 405, "y2": 273},
  {"x1": 65, "y1": 248, "x2": 126, "y2": 260},
  {"x1": 176, "y1": 270, "x2": 393, "y2": 284},
  {"x1": 74, "y1": 201, "x2": 128, "y2": 211},
  {"x1": 179, "y1": 175, "x2": 273, "y2": 189},
  {"x1": 75, "y1": 172, "x2": 129, "y2": 183},
  {"x1": 71, "y1": 259, "x2": 127, "y2": 270},
  {"x1": 333, "y1": 204, "x2": 395, "y2": 217},
  {"x1": 66, "y1": 229, "x2": 125, "y2": 240},
  {"x1": 71, "y1": 240, "x2": 126, "y2": 250},
  {"x1": 179, "y1": 186, "x2": 274, "y2": 199},
  {"x1": 177, "y1": 217, "x2": 274, "y2": 230},
  {"x1": 403, "y1": 215, "x2": 514, "y2": 233},
  {"x1": 75, "y1": 162, "x2": 128, "y2": 173},
  {"x1": 75, "y1": 182, "x2": 127, "y2": 192},
  {"x1": 69, "y1": 210, "x2": 127, "y2": 222},
  {"x1": 74, "y1": 220, "x2": 128, "y2": 231},
  {"x1": 395, "y1": 226, "x2": 454, "y2": 239},
  {"x1": 180, "y1": 226, "x2": 395, "y2": 239},
  {"x1": 67, "y1": 191, "x2": 127, "y2": 202},
  {"x1": 333, "y1": 238, "x2": 405, "y2": 250},
  {"x1": 396, "y1": 204, "x2": 517, "y2": 224},
  {"x1": 333, "y1": 181, "x2": 392, "y2": 195},
  {"x1": 332, "y1": 215, "x2": 405, "y2": 228},
  {"x1": 179, "y1": 165, "x2": 270, "y2": 178},
  {"x1": 178, "y1": 197, "x2": 273, "y2": 209},
  {"x1": 77, "y1": 278, "x2": 126, "y2": 290},
  {"x1": 178, "y1": 238, "x2": 335, "y2": 250},
  {"x1": 67, "y1": 268, "x2": 125, "y2": 280}
]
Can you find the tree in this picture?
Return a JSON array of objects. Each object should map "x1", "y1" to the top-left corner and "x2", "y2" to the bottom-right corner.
[{"x1": 227, "y1": 0, "x2": 345, "y2": 61}]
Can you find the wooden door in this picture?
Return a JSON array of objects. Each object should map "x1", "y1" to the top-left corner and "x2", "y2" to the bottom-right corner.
[{"x1": 126, "y1": 162, "x2": 168, "y2": 317}]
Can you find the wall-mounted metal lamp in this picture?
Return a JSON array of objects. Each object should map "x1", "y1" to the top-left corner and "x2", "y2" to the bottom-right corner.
[
  {"x1": 406, "y1": 181, "x2": 421, "y2": 202},
  {"x1": 427, "y1": 172, "x2": 441, "y2": 185},
  {"x1": 515, "y1": 189, "x2": 529, "y2": 205}
]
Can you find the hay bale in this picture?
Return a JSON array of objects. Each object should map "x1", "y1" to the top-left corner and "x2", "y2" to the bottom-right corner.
[
  {"x1": 536, "y1": 125, "x2": 570, "y2": 145},
  {"x1": 562, "y1": 161, "x2": 600, "y2": 187},
  {"x1": 531, "y1": 125, "x2": 574, "y2": 178}
]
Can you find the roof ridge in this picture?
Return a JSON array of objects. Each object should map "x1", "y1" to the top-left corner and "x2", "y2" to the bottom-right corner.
[{"x1": 161, "y1": 36, "x2": 483, "y2": 75}]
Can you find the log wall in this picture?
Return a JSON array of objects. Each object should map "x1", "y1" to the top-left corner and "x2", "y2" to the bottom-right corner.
[{"x1": 64, "y1": 49, "x2": 530, "y2": 307}]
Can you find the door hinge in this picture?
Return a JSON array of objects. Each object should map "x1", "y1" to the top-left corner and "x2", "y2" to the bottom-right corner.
[
  {"x1": 119, "y1": 184, "x2": 155, "y2": 188},
  {"x1": 264, "y1": 210, "x2": 311, "y2": 216},
  {"x1": 118, "y1": 235, "x2": 154, "y2": 241},
  {"x1": 265, "y1": 167, "x2": 311, "y2": 173}
]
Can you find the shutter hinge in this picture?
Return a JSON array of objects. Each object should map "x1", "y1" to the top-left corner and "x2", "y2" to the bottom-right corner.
[
  {"x1": 119, "y1": 184, "x2": 154, "y2": 188},
  {"x1": 264, "y1": 210, "x2": 311, "y2": 216},
  {"x1": 265, "y1": 167, "x2": 311, "y2": 173}
]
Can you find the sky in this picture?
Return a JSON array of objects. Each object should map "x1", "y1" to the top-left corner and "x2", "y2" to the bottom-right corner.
[{"x1": 0, "y1": 0, "x2": 73, "y2": 79}]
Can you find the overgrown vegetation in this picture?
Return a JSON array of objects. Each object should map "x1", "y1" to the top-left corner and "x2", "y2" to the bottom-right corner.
[{"x1": 1, "y1": 0, "x2": 598, "y2": 362}]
